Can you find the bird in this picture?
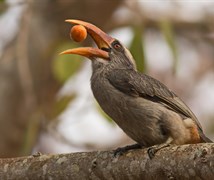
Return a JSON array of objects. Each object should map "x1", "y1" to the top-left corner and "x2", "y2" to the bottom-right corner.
[{"x1": 61, "y1": 19, "x2": 212, "y2": 158}]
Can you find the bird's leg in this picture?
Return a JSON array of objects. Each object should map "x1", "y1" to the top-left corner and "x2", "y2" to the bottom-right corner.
[
  {"x1": 147, "y1": 143, "x2": 170, "y2": 159},
  {"x1": 147, "y1": 137, "x2": 173, "y2": 159},
  {"x1": 114, "y1": 143, "x2": 144, "y2": 157}
]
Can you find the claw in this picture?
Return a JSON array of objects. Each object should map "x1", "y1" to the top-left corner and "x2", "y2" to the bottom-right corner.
[
  {"x1": 147, "y1": 143, "x2": 171, "y2": 159},
  {"x1": 147, "y1": 147, "x2": 157, "y2": 159}
]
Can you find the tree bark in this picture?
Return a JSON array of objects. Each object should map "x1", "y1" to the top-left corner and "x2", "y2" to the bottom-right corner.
[{"x1": 0, "y1": 143, "x2": 213, "y2": 180}]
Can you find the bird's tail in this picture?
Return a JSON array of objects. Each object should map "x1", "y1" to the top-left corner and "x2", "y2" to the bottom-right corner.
[{"x1": 200, "y1": 133, "x2": 213, "y2": 143}]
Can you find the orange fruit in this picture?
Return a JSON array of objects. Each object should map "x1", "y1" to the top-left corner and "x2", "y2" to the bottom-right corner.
[{"x1": 70, "y1": 25, "x2": 87, "y2": 42}]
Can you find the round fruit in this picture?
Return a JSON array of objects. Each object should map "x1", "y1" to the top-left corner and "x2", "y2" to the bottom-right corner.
[{"x1": 70, "y1": 25, "x2": 87, "y2": 42}]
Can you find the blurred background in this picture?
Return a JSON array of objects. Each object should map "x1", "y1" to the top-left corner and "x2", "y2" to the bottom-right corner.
[{"x1": 0, "y1": 0, "x2": 214, "y2": 158}]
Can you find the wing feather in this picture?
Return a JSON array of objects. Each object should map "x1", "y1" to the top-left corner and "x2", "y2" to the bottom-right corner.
[{"x1": 107, "y1": 69, "x2": 202, "y2": 131}]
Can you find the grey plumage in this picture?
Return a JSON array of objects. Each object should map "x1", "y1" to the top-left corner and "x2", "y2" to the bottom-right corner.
[
  {"x1": 61, "y1": 20, "x2": 212, "y2": 148},
  {"x1": 90, "y1": 41, "x2": 212, "y2": 146}
]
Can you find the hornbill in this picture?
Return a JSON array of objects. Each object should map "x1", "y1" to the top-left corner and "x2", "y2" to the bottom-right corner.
[{"x1": 61, "y1": 20, "x2": 212, "y2": 157}]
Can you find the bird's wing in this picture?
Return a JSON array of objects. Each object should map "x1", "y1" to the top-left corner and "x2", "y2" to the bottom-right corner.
[{"x1": 107, "y1": 69, "x2": 203, "y2": 131}]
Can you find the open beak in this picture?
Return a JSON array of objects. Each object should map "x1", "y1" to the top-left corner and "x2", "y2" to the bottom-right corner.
[{"x1": 60, "y1": 19, "x2": 114, "y2": 60}]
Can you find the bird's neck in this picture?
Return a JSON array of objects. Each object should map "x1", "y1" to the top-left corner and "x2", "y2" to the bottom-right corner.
[{"x1": 91, "y1": 60, "x2": 136, "y2": 75}]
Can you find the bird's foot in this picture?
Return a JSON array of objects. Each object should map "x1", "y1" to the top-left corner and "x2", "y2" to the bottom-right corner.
[
  {"x1": 114, "y1": 143, "x2": 143, "y2": 157},
  {"x1": 147, "y1": 143, "x2": 170, "y2": 159}
]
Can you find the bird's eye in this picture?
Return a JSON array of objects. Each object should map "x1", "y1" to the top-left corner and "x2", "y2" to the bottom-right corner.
[
  {"x1": 112, "y1": 41, "x2": 123, "y2": 52},
  {"x1": 114, "y1": 43, "x2": 121, "y2": 49}
]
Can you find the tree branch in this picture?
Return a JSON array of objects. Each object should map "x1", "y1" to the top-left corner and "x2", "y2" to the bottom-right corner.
[{"x1": 0, "y1": 143, "x2": 213, "y2": 179}]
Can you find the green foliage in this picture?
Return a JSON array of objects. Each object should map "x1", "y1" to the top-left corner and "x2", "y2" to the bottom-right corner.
[
  {"x1": 22, "y1": 112, "x2": 42, "y2": 155},
  {"x1": 0, "y1": 0, "x2": 7, "y2": 14},
  {"x1": 53, "y1": 42, "x2": 83, "y2": 84},
  {"x1": 129, "y1": 26, "x2": 146, "y2": 73},
  {"x1": 159, "y1": 20, "x2": 178, "y2": 74}
]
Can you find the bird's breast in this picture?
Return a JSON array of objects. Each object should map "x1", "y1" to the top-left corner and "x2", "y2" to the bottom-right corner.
[{"x1": 91, "y1": 73, "x2": 129, "y2": 120}]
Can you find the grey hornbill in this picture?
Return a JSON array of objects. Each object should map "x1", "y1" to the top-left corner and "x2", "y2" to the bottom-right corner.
[{"x1": 61, "y1": 19, "x2": 212, "y2": 157}]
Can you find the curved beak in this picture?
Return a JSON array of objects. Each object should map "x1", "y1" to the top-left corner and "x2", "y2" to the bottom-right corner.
[{"x1": 60, "y1": 19, "x2": 115, "y2": 60}]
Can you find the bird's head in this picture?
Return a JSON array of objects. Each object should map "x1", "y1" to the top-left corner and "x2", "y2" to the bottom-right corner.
[{"x1": 60, "y1": 19, "x2": 136, "y2": 71}]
